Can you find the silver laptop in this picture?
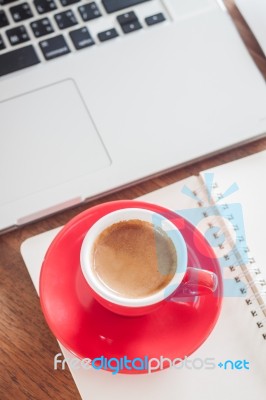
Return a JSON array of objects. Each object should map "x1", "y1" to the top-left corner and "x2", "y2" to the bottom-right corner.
[{"x1": 1, "y1": 0, "x2": 266, "y2": 232}]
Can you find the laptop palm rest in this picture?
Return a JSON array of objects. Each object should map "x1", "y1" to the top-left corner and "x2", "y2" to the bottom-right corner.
[{"x1": 0, "y1": 79, "x2": 111, "y2": 218}]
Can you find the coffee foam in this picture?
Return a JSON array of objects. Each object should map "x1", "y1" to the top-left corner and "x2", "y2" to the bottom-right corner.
[{"x1": 92, "y1": 219, "x2": 177, "y2": 298}]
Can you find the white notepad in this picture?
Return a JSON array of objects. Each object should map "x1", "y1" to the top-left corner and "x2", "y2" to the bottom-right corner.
[
  {"x1": 21, "y1": 151, "x2": 266, "y2": 400},
  {"x1": 235, "y1": 0, "x2": 266, "y2": 56}
]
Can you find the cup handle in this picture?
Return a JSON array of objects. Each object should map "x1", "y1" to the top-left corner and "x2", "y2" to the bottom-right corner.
[{"x1": 173, "y1": 267, "x2": 218, "y2": 297}]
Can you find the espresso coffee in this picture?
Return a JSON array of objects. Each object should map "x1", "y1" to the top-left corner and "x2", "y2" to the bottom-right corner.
[{"x1": 92, "y1": 219, "x2": 177, "y2": 298}]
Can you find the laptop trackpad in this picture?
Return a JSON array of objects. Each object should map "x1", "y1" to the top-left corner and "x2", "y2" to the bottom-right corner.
[{"x1": 1, "y1": 79, "x2": 111, "y2": 206}]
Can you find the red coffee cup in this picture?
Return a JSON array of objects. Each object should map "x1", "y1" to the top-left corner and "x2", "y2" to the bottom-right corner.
[{"x1": 80, "y1": 207, "x2": 217, "y2": 316}]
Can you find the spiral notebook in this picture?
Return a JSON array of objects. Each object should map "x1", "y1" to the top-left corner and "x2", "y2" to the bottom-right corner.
[{"x1": 21, "y1": 150, "x2": 266, "y2": 400}]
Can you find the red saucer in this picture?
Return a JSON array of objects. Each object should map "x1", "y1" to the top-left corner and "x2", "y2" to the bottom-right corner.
[{"x1": 40, "y1": 200, "x2": 223, "y2": 374}]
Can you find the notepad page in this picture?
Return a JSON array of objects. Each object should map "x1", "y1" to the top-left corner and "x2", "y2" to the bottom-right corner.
[
  {"x1": 200, "y1": 150, "x2": 266, "y2": 279},
  {"x1": 21, "y1": 172, "x2": 266, "y2": 400}
]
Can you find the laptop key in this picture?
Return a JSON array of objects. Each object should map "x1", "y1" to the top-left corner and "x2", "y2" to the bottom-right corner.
[
  {"x1": 70, "y1": 27, "x2": 94, "y2": 50},
  {"x1": 117, "y1": 11, "x2": 137, "y2": 25},
  {"x1": 145, "y1": 13, "x2": 165, "y2": 26},
  {"x1": 0, "y1": 10, "x2": 9, "y2": 28},
  {"x1": 31, "y1": 17, "x2": 54, "y2": 37},
  {"x1": 55, "y1": 10, "x2": 78, "y2": 29},
  {"x1": 0, "y1": 34, "x2": 6, "y2": 50},
  {"x1": 98, "y1": 28, "x2": 118, "y2": 42},
  {"x1": 60, "y1": 0, "x2": 80, "y2": 6},
  {"x1": 0, "y1": 0, "x2": 18, "y2": 4},
  {"x1": 39, "y1": 34, "x2": 70, "y2": 60},
  {"x1": 34, "y1": 0, "x2": 57, "y2": 15},
  {"x1": 10, "y1": 3, "x2": 33, "y2": 23},
  {"x1": 102, "y1": 0, "x2": 150, "y2": 14},
  {"x1": 121, "y1": 20, "x2": 142, "y2": 34},
  {"x1": 6, "y1": 25, "x2": 30, "y2": 46},
  {"x1": 78, "y1": 2, "x2": 101, "y2": 22},
  {"x1": 0, "y1": 45, "x2": 40, "y2": 77}
]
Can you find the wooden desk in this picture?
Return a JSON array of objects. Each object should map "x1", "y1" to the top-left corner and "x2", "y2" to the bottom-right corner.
[{"x1": 0, "y1": 1, "x2": 265, "y2": 399}]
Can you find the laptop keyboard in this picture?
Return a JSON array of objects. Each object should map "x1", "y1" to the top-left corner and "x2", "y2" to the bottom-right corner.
[{"x1": 0, "y1": 0, "x2": 167, "y2": 77}]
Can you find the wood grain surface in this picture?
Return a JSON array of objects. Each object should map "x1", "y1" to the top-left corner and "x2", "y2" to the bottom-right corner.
[{"x1": 1, "y1": 1, "x2": 266, "y2": 399}]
